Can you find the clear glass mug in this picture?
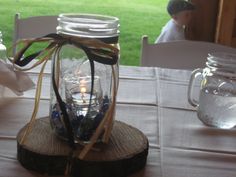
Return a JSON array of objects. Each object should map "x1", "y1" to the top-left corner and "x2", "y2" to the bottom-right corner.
[{"x1": 188, "y1": 53, "x2": 236, "y2": 129}]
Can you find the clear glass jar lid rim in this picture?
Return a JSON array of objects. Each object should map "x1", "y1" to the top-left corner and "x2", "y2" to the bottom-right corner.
[
  {"x1": 208, "y1": 52, "x2": 236, "y2": 67},
  {"x1": 58, "y1": 13, "x2": 119, "y2": 24}
]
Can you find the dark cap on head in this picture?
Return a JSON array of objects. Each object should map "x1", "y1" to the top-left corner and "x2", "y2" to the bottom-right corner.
[{"x1": 167, "y1": 0, "x2": 195, "y2": 16}]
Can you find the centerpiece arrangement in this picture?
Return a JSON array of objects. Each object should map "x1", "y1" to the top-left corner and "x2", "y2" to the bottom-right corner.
[{"x1": 11, "y1": 13, "x2": 148, "y2": 177}]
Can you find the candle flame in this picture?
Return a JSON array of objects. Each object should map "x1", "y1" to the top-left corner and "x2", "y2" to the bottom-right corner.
[{"x1": 80, "y1": 87, "x2": 86, "y2": 93}]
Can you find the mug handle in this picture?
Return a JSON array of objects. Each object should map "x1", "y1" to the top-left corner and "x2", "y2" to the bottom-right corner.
[{"x1": 187, "y1": 68, "x2": 203, "y2": 107}]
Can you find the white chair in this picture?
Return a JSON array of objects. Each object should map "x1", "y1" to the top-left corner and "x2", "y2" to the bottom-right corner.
[
  {"x1": 13, "y1": 13, "x2": 58, "y2": 55},
  {"x1": 140, "y1": 35, "x2": 236, "y2": 69}
]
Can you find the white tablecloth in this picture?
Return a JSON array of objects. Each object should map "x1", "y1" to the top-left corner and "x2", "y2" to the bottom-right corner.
[
  {"x1": 157, "y1": 68, "x2": 236, "y2": 177},
  {"x1": 1, "y1": 63, "x2": 236, "y2": 177},
  {"x1": 0, "y1": 63, "x2": 160, "y2": 177}
]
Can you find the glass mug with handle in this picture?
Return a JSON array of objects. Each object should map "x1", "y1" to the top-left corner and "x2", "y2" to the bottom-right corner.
[{"x1": 188, "y1": 52, "x2": 236, "y2": 129}]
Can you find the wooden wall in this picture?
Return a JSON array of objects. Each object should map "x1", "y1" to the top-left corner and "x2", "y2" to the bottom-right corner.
[
  {"x1": 186, "y1": 0, "x2": 236, "y2": 48},
  {"x1": 185, "y1": 0, "x2": 220, "y2": 42},
  {"x1": 215, "y1": 0, "x2": 236, "y2": 47}
]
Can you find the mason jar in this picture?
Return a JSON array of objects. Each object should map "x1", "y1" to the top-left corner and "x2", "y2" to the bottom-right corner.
[
  {"x1": 49, "y1": 13, "x2": 120, "y2": 143},
  {"x1": 188, "y1": 53, "x2": 236, "y2": 129}
]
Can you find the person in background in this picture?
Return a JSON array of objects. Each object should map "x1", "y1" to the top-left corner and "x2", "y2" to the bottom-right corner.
[{"x1": 155, "y1": 0, "x2": 195, "y2": 43}]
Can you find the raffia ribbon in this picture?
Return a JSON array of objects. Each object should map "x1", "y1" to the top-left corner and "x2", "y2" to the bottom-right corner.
[{"x1": 9, "y1": 33, "x2": 119, "y2": 165}]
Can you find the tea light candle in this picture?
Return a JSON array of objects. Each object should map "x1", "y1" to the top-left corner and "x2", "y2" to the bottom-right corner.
[
  {"x1": 64, "y1": 75, "x2": 102, "y2": 118},
  {"x1": 70, "y1": 78, "x2": 97, "y2": 106}
]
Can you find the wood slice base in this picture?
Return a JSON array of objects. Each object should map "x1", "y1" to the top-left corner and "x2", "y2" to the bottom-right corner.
[{"x1": 17, "y1": 117, "x2": 149, "y2": 177}]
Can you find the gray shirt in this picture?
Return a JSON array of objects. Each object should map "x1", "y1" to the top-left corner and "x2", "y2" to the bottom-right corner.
[{"x1": 155, "y1": 19, "x2": 185, "y2": 43}]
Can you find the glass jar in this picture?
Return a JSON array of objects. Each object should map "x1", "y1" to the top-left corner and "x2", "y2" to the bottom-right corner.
[
  {"x1": 188, "y1": 52, "x2": 236, "y2": 129},
  {"x1": 50, "y1": 13, "x2": 120, "y2": 143}
]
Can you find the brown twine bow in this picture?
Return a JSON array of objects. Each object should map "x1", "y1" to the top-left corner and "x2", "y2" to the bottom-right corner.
[{"x1": 10, "y1": 33, "x2": 119, "y2": 67}]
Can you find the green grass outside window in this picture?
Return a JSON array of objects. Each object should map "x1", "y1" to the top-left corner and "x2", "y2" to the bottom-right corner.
[{"x1": 0, "y1": 0, "x2": 169, "y2": 66}]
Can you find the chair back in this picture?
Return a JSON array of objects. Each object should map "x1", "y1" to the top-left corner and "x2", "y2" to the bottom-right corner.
[
  {"x1": 141, "y1": 35, "x2": 236, "y2": 69},
  {"x1": 13, "y1": 13, "x2": 58, "y2": 55}
]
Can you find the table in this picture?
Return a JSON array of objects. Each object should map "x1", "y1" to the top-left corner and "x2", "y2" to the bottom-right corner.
[
  {"x1": 157, "y1": 68, "x2": 236, "y2": 177},
  {"x1": 0, "y1": 63, "x2": 160, "y2": 177},
  {"x1": 1, "y1": 63, "x2": 236, "y2": 177}
]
